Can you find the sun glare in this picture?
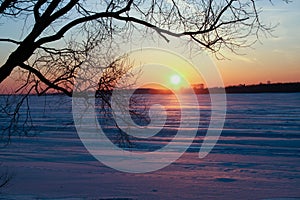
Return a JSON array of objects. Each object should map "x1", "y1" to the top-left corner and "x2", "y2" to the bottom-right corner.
[{"x1": 170, "y1": 74, "x2": 181, "y2": 85}]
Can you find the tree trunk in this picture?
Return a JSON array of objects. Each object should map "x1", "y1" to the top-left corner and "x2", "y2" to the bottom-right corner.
[
  {"x1": 0, "y1": 39, "x2": 37, "y2": 84},
  {"x1": 0, "y1": 56, "x2": 18, "y2": 84}
]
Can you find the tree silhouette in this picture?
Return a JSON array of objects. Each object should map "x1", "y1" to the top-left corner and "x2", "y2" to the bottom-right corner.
[{"x1": 0, "y1": 0, "x2": 290, "y2": 95}]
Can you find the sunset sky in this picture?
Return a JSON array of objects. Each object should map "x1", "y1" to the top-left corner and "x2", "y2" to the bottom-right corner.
[
  {"x1": 216, "y1": 0, "x2": 300, "y2": 86},
  {"x1": 0, "y1": 1, "x2": 299, "y2": 92}
]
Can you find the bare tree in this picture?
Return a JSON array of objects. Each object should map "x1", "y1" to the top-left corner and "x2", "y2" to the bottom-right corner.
[
  {"x1": 0, "y1": 164, "x2": 11, "y2": 190},
  {"x1": 0, "y1": 0, "x2": 290, "y2": 92},
  {"x1": 0, "y1": 0, "x2": 291, "y2": 156},
  {"x1": 0, "y1": 0, "x2": 291, "y2": 143}
]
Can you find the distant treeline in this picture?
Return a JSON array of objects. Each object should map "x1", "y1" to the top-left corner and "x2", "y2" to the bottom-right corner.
[
  {"x1": 222, "y1": 82, "x2": 300, "y2": 94},
  {"x1": 135, "y1": 82, "x2": 300, "y2": 94},
  {"x1": 16, "y1": 82, "x2": 299, "y2": 96}
]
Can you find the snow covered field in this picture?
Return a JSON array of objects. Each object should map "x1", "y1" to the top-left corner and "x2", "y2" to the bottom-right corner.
[{"x1": 0, "y1": 93, "x2": 299, "y2": 199}]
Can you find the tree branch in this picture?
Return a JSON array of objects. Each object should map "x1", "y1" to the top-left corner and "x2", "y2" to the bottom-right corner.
[
  {"x1": 19, "y1": 63, "x2": 72, "y2": 96},
  {"x1": 41, "y1": 0, "x2": 61, "y2": 18},
  {"x1": 35, "y1": 11, "x2": 117, "y2": 46},
  {"x1": 0, "y1": 0, "x2": 17, "y2": 14},
  {"x1": 50, "y1": 0, "x2": 79, "y2": 21},
  {"x1": 0, "y1": 38, "x2": 21, "y2": 45},
  {"x1": 33, "y1": 0, "x2": 47, "y2": 22},
  {"x1": 35, "y1": 0, "x2": 133, "y2": 46}
]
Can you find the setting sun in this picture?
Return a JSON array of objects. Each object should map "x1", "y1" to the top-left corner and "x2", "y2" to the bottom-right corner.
[{"x1": 170, "y1": 74, "x2": 181, "y2": 85}]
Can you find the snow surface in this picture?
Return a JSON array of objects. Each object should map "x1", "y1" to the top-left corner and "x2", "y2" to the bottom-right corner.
[{"x1": 0, "y1": 93, "x2": 299, "y2": 199}]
